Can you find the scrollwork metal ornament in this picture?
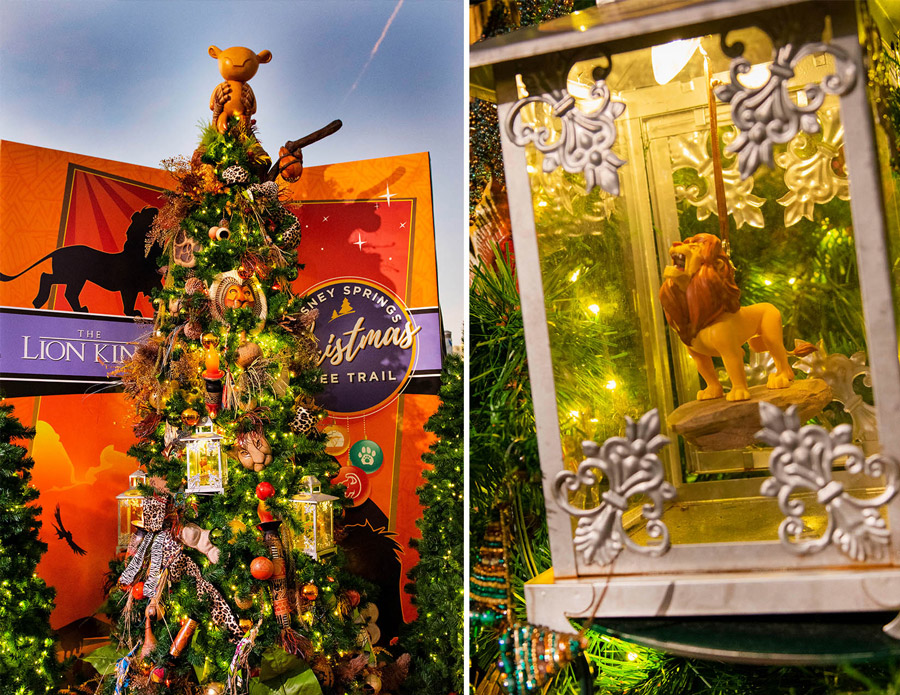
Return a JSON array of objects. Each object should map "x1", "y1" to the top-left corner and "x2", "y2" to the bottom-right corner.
[
  {"x1": 505, "y1": 69, "x2": 626, "y2": 195},
  {"x1": 715, "y1": 31, "x2": 857, "y2": 180},
  {"x1": 554, "y1": 409, "x2": 675, "y2": 566},
  {"x1": 757, "y1": 402, "x2": 900, "y2": 561}
]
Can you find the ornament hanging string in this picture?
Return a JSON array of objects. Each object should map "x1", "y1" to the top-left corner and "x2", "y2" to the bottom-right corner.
[{"x1": 703, "y1": 48, "x2": 731, "y2": 251}]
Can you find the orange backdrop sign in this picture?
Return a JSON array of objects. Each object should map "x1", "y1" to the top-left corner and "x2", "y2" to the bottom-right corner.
[{"x1": 0, "y1": 141, "x2": 440, "y2": 637}]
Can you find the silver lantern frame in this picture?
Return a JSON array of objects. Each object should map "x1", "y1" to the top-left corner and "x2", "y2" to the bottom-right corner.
[
  {"x1": 183, "y1": 416, "x2": 225, "y2": 494},
  {"x1": 472, "y1": 0, "x2": 900, "y2": 636},
  {"x1": 290, "y1": 475, "x2": 338, "y2": 560},
  {"x1": 115, "y1": 468, "x2": 146, "y2": 552}
]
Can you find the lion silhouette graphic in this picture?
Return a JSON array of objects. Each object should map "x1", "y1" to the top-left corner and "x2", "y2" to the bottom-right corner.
[{"x1": 0, "y1": 207, "x2": 159, "y2": 316}]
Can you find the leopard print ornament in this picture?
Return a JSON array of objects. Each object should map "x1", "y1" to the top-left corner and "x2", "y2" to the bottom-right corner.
[
  {"x1": 222, "y1": 165, "x2": 249, "y2": 185},
  {"x1": 290, "y1": 405, "x2": 317, "y2": 435},
  {"x1": 249, "y1": 181, "x2": 279, "y2": 200},
  {"x1": 280, "y1": 220, "x2": 301, "y2": 248}
]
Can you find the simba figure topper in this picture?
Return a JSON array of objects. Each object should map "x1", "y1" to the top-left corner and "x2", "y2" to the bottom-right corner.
[
  {"x1": 209, "y1": 45, "x2": 272, "y2": 133},
  {"x1": 659, "y1": 233, "x2": 814, "y2": 402}
]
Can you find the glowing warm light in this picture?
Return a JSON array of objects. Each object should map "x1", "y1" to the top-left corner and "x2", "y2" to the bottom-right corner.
[
  {"x1": 569, "y1": 410, "x2": 580, "y2": 418},
  {"x1": 651, "y1": 38, "x2": 701, "y2": 85},
  {"x1": 605, "y1": 379, "x2": 617, "y2": 390},
  {"x1": 627, "y1": 651, "x2": 639, "y2": 661},
  {"x1": 764, "y1": 279, "x2": 772, "y2": 286},
  {"x1": 570, "y1": 269, "x2": 581, "y2": 282},
  {"x1": 739, "y1": 62, "x2": 772, "y2": 90},
  {"x1": 588, "y1": 303, "x2": 600, "y2": 314},
  {"x1": 538, "y1": 200, "x2": 548, "y2": 207},
  {"x1": 526, "y1": 165, "x2": 536, "y2": 173},
  {"x1": 788, "y1": 277, "x2": 797, "y2": 285}
]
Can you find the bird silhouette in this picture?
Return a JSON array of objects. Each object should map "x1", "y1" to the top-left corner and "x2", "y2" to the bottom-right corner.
[{"x1": 52, "y1": 504, "x2": 86, "y2": 556}]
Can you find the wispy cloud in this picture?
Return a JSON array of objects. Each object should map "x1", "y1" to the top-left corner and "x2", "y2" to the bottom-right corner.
[{"x1": 342, "y1": 0, "x2": 404, "y2": 104}]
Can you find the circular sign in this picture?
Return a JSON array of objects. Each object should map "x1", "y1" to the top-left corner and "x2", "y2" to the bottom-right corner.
[
  {"x1": 301, "y1": 279, "x2": 421, "y2": 415},
  {"x1": 322, "y1": 424, "x2": 350, "y2": 456},
  {"x1": 348, "y1": 439, "x2": 383, "y2": 474},
  {"x1": 331, "y1": 466, "x2": 370, "y2": 507}
]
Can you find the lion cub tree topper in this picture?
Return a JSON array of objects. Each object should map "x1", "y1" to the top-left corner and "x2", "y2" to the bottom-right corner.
[
  {"x1": 209, "y1": 45, "x2": 272, "y2": 133},
  {"x1": 658, "y1": 233, "x2": 814, "y2": 402}
]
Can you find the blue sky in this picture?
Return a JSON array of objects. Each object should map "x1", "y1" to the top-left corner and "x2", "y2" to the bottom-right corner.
[{"x1": 0, "y1": 0, "x2": 465, "y2": 341}]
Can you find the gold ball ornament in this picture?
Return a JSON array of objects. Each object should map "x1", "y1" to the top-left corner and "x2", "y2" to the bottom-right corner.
[
  {"x1": 234, "y1": 593, "x2": 254, "y2": 610},
  {"x1": 301, "y1": 583, "x2": 319, "y2": 601},
  {"x1": 181, "y1": 408, "x2": 200, "y2": 427},
  {"x1": 239, "y1": 618, "x2": 253, "y2": 631},
  {"x1": 204, "y1": 683, "x2": 225, "y2": 695},
  {"x1": 201, "y1": 332, "x2": 219, "y2": 349}
]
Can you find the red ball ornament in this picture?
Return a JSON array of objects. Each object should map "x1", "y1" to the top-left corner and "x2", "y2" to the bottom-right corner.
[
  {"x1": 345, "y1": 589, "x2": 361, "y2": 607},
  {"x1": 250, "y1": 556, "x2": 275, "y2": 580},
  {"x1": 255, "y1": 481, "x2": 275, "y2": 500},
  {"x1": 150, "y1": 666, "x2": 166, "y2": 684},
  {"x1": 131, "y1": 582, "x2": 145, "y2": 600}
]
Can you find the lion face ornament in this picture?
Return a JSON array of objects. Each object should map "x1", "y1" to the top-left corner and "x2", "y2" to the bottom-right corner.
[
  {"x1": 658, "y1": 233, "x2": 814, "y2": 402},
  {"x1": 223, "y1": 283, "x2": 255, "y2": 310},
  {"x1": 235, "y1": 430, "x2": 273, "y2": 472},
  {"x1": 208, "y1": 269, "x2": 267, "y2": 328}
]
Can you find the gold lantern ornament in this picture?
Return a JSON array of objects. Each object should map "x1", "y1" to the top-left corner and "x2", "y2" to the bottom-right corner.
[
  {"x1": 116, "y1": 468, "x2": 147, "y2": 552},
  {"x1": 184, "y1": 416, "x2": 225, "y2": 494},
  {"x1": 289, "y1": 475, "x2": 337, "y2": 559}
]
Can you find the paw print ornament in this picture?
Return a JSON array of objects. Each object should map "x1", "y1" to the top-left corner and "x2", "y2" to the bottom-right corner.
[{"x1": 349, "y1": 439, "x2": 383, "y2": 474}]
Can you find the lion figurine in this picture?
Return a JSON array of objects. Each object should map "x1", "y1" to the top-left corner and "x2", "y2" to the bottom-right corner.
[{"x1": 658, "y1": 233, "x2": 815, "y2": 402}]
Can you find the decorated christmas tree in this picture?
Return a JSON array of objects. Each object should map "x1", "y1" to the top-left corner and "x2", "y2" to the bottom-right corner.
[
  {"x1": 403, "y1": 353, "x2": 464, "y2": 694},
  {"x1": 0, "y1": 400, "x2": 61, "y2": 694},
  {"x1": 97, "y1": 46, "x2": 408, "y2": 694}
]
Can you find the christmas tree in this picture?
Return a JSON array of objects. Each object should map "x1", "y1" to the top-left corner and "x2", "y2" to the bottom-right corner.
[
  {"x1": 0, "y1": 400, "x2": 60, "y2": 694},
  {"x1": 403, "y1": 353, "x2": 464, "y2": 694},
  {"x1": 99, "y1": 46, "x2": 408, "y2": 694}
]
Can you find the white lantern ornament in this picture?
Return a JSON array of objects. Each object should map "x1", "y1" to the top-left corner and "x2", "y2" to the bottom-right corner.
[
  {"x1": 289, "y1": 475, "x2": 337, "y2": 559},
  {"x1": 471, "y1": 0, "x2": 900, "y2": 650},
  {"x1": 183, "y1": 416, "x2": 225, "y2": 494},
  {"x1": 116, "y1": 468, "x2": 147, "y2": 552}
]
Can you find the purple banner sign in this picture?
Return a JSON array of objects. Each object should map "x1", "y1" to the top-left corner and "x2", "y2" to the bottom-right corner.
[
  {"x1": 0, "y1": 306, "x2": 151, "y2": 396},
  {"x1": 301, "y1": 280, "x2": 443, "y2": 415}
]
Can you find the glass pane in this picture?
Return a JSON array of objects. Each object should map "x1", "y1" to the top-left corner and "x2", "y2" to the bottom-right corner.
[{"x1": 519, "y1": 25, "x2": 886, "y2": 553}]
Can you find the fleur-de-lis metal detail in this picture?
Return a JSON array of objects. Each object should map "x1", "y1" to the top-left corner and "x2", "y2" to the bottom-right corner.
[
  {"x1": 757, "y1": 402, "x2": 900, "y2": 561},
  {"x1": 554, "y1": 409, "x2": 675, "y2": 566},
  {"x1": 671, "y1": 129, "x2": 766, "y2": 229},
  {"x1": 794, "y1": 342, "x2": 878, "y2": 443},
  {"x1": 505, "y1": 79, "x2": 626, "y2": 195},
  {"x1": 715, "y1": 37, "x2": 856, "y2": 180},
  {"x1": 775, "y1": 108, "x2": 849, "y2": 226}
]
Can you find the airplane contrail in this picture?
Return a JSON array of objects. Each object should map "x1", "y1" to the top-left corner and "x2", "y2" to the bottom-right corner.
[{"x1": 342, "y1": 0, "x2": 404, "y2": 103}]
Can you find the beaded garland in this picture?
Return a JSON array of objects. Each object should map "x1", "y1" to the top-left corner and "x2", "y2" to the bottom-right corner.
[{"x1": 470, "y1": 507, "x2": 587, "y2": 694}]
